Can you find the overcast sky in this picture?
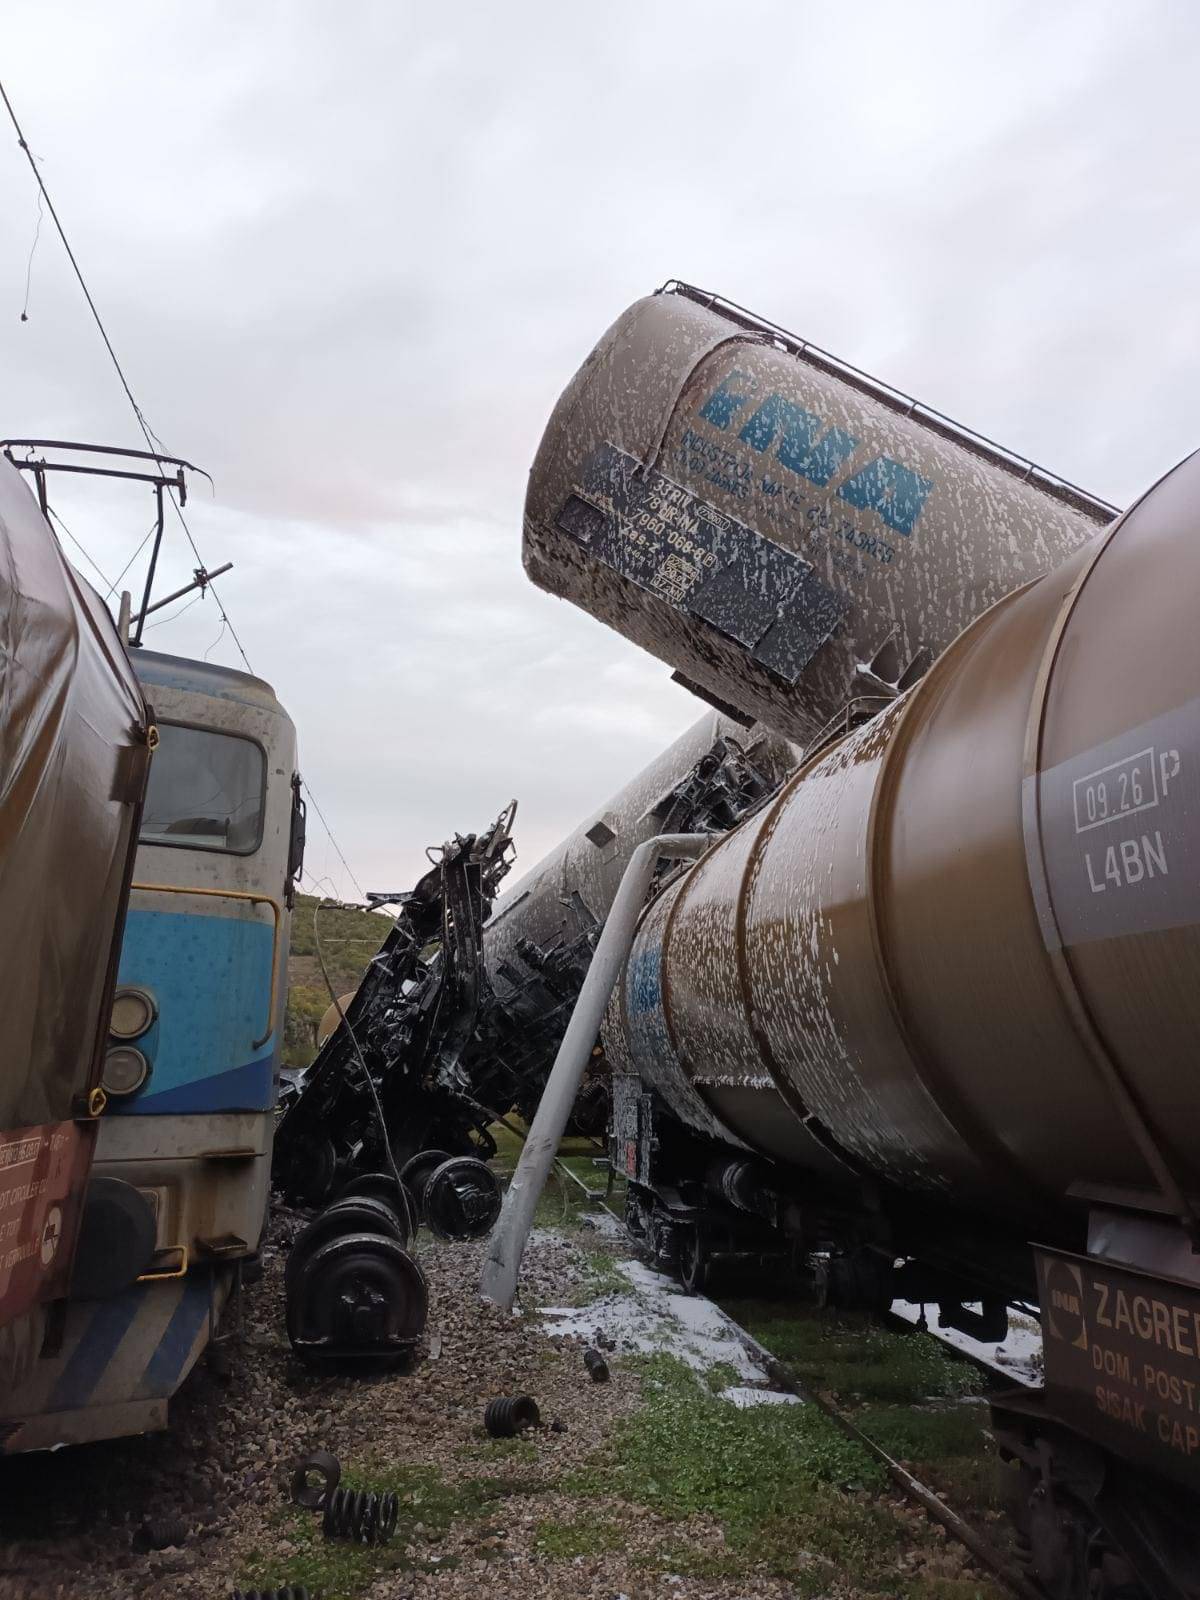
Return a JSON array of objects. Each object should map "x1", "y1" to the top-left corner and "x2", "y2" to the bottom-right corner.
[{"x1": 2, "y1": 2, "x2": 1197, "y2": 898}]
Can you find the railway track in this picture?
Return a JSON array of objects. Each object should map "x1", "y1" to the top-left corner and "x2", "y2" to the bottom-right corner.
[
  {"x1": 712, "y1": 1303, "x2": 1042, "y2": 1600},
  {"x1": 585, "y1": 1190, "x2": 1044, "y2": 1600}
]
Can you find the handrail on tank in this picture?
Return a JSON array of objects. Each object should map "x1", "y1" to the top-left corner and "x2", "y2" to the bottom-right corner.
[
  {"x1": 657, "y1": 280, "x2": 1119, "y2": 525},
  {"x1": 130, "y1": 882, "x2": 282, "y2": 1050}
]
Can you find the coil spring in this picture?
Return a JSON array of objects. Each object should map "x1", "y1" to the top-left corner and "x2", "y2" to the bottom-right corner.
[
  {"x1": 322, "y1": 1485, "x2": 399, "y2": 1545},
  {"x1": 230, "y1": 1589, "x2": 312, "y2": 1600},
  {"x1": 483, "y1": 1394, "x2": 540, "y2": 1437}
]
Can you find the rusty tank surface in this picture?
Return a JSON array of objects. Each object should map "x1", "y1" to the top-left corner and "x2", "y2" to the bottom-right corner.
[
  {"x1": 607, "y1": 446, "x2": 1200, "y2": 1240},
  {"x1": 0, "y1": 455, "x2": 151, "y2": 1399},
  {"x1": 525, "y1": 281, "x2": 1117, "y2": 745}
]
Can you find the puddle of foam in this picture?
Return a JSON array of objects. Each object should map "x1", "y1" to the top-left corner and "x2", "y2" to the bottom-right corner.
[
  {"x1": 540, "y1": 1257, "x2": 769, "y2": 1381},
  {"x1": 890, "y1": 1301, "x2": 1044, "y2": 1387},
  {"x1": 719, "y1": 1386, "x2": 802, "y2": 1409}
]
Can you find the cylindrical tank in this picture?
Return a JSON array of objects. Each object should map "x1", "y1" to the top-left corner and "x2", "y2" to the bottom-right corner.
[
  {"x1": 483, "y1": 708, "x2": 797, "y2": 982},
  {"x1": 608, "y1": 448, "x2": 1200, "y2": 1229},
  {"x1": 0, "y1": 457, "x2": 150, "y2": 1392},
  {"x1": 525, "y1": 282, "x2": 1116, "y2": 746}
]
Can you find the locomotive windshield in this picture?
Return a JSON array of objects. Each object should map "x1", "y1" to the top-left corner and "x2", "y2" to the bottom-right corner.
[{"x1": 140, "y1": 722, "x2": 266, "y2": 854}]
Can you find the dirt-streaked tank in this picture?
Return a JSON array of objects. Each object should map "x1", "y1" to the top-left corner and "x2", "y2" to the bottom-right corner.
[
  {"x1": 0, "y1": 456, "x2": 151, "y2": 1396},
  {"x1": 525, "y1": 282, "x2": 1116, "y2": 745},
  {"x1": 606, "y1": 447, "x2": 1200, "y2": 1237},
  {"x1": 481, "y1": 709, "x2": 798, "y2": 1124},
  {"x1": 484, "y1": 708, "x2": 796, "y2": 981}
]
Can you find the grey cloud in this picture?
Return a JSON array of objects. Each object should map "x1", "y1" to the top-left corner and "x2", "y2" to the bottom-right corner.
[{"x1": 1, "y1": 0, "x2": 1197, "y2": 894}]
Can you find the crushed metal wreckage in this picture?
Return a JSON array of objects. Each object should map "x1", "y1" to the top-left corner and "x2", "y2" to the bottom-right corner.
[
  {"x1": 273, "y1": 803, "x2": 520, "y2": 1205},
  {"x1": 272, "y1": 725, "x2": 789, "y2": 1216}
]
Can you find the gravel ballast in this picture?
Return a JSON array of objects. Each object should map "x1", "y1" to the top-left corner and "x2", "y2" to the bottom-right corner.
[{"x1": 0, "y1": 1205, "x2": 997, "y2": 1600}]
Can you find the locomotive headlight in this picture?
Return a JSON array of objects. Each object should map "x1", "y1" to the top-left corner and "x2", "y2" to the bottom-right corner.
[
  {"x1": 110, "y1": 986, "x2": 156, "y2": 1041},
  {"x1": 102, "y1": 1046, "x2": 150, "y2": 1097}
]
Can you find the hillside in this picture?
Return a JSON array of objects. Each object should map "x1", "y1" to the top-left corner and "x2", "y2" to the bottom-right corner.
[{"x1": 283, "y1": 893, "x2": 394, "y2": 1067}]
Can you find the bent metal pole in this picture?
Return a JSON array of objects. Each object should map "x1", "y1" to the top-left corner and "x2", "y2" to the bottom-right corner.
[{"x1": 479, "y1": 832, "x2": 713, "y2": 1309}]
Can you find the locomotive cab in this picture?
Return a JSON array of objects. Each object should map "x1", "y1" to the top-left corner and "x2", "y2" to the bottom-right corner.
[{"x1": 1, "y1": 649, "x2": 300, "y2": 1451}]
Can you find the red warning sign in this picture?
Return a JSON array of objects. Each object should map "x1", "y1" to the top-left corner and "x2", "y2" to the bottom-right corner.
[{"x1": 0, "y1": 1121, "x2": 93, "y2": 1328}]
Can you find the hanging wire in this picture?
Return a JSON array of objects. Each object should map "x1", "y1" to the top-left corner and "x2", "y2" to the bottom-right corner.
[
  {"x1": 143, "y1": 591, "x2": 204, "y2": 630},
  {"x1": 311, "y1": 896, "x2": 417, "y2": 1243},
  {"x1": 302, "y1": 780, "x2": 366, "y2": 901},
  {"x1": 203, "y1": 618, "x2": 228, "y2": 661},
  {"x1": 20, "y1": 183, "x2": 42, "y2": 321}
]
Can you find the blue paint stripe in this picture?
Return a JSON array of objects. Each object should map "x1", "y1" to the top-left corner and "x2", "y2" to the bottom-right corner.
[
  {"x1": 136, "y1": 1277, "x2": 212, "y2": 1399},
  {"x1": 47, "y1": 1289, "x2": 144, "y2": 1412},
  {"x1": 122, "y1": 1055, "x2": 274, "y2": 1115}
]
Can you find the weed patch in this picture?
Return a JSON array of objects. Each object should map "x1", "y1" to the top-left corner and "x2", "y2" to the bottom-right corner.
[
  {"x1": 534, "y1": 1516, "x2": 627, "y2": 1558},
  {"x1": 721, "y1": 1298, "x2": 983, "y2": 1404},
  {"x1": 238, "y1": 1465, "x2": 546, "y2": 1600}
]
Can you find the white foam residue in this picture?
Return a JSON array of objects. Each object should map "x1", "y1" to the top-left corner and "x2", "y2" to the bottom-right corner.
[
  {"x1": 577, "y1": 1208, "x2": 628, "y2": 1241},
  {"x1": 890, "y1": 1301, "x2": 1044, "y2": 1387},
  {"x1": 719, "y1": 1386, "x2": 802, "y2": 1409},
  {"x1": 540, "y1": 1257, "x2": 770, "y2": 1380}
]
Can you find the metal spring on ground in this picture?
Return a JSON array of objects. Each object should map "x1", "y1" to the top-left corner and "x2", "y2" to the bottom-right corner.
[
  {"x1": 321, "y1": 1485, "x2": 399, "y2": 1545},
  {"x1": 483, "y1": 1394, "x2": 540, "y2": 1437},
  {"x1": 230, "y1": 1589, "x2": 312, "y2": 1599}
]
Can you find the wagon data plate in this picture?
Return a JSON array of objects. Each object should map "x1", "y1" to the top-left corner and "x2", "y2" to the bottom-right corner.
[{"x1": 1036, "y1": 1244, "x2": 1200, "y2": 1489}]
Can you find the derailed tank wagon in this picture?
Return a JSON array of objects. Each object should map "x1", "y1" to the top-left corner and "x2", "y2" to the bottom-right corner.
[
  {"x1": 525, "y1": 281, "x2": 1115, "y2": 745},
  {"x1": 521, "y1": 284, "x2": 1200, "y2": 1598}
]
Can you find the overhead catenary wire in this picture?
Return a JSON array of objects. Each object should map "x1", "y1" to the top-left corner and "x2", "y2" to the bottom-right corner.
[
  {"x1": 301, "y1": 781, "x2": 366, "y2": 902},
  {"x1": 46, "y1": 505, "x2": 114, "y2": 593},
  {"x1": 0, "y1": 77, "x2": 369, "y2": 907},
  {"x1": 104, "y1": 518, "x2": 159, "y2": 601},
  {"x1": 0, "y1": 75, "x2": 252, "y2": 674}
]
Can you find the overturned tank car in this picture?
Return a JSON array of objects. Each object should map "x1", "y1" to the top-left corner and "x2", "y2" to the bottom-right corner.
[{"x1": 525, "y1": 280, "x2": 1115, "y2": 744}]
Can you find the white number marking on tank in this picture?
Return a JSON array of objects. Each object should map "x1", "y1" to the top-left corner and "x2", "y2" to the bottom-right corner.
[
  {"x1": 1073, "y1": 748, "x2": 1164, "y2": 834},
  {"x1": 1085, "y1": 832, "x2": 1169, "y2": 895}
]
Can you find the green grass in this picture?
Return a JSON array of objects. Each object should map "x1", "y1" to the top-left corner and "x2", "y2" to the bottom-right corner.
[
  {"x1": 721, "y1": 1298, "x2": 984, "y2": 1405},
  {"x1": 238, "y1": 1464, "x2": 546, "y2": 1599},
  {"x1": 455, "y1": 1433, "x2": 538, "y2": 1464},
  {"x1": 567, "y1": 1354, "x2": 927, "y2": 1592},
  {"x1": 854, "y1": 1401, "x2": 988, "y2": 1462},
  {"x1": 565, "y1": 1247, "x2": 628, "y2": 1307},
  {"x1": 288, "y1": 893, "x2": 392, "y2": 967},
  {"x1": 534, "y1": 1516, "x2": 628, "y2": 1558},
  {"x1": 555, "y1": 1352, "x2": 1007, "y2": 1595},
  {"x1": 855, "y1": 1400, "x2": 1013, "y2": 1521},
  {"x1": 703, "y1": 1360, "x2": 742, "y2": 1394},
  {"x1": 283, "y1": 894, "x2": 392, "y2": 1066},
  {"x1": 715, "y1": 1298, "x2": 1013, "y2": 1555}
]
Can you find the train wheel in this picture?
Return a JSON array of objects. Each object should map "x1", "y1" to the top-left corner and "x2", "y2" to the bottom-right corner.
[
  {"x1": 285, "y1": 1197, "x2": 406, "y2": 1295},
  {"x1": 333, "y1": 1176, "x2": 419, "y2": 1243},
  {"x1": 424, "y1": 1158, "x2": 502, "y2": 1241},
  {"x1": 287, "y1": 1232, "x2": 427, "y2": 1369},
  {"x1": 678, "y1": 1226, "x2": 709, "y2": 1294},
  {"x1": 399, "y1": 1149, "x2": 452, "y2": 1216},
  {"x1": 280, "y1": 1134, "x2": 338, "y2": 1207}
]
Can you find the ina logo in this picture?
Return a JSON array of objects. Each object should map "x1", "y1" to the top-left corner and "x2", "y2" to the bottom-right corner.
[
  {"x1": 40, "y1": 1206, "x2": 62, "y2": 1267},
  {"x1": 1044, "y1": 1259, "x2": 1088, "y2": 1350}
]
